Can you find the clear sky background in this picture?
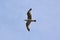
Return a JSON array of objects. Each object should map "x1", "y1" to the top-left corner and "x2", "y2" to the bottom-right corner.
[{"x1": 0, "y1": 0, "x2": 60, "y2": 40}]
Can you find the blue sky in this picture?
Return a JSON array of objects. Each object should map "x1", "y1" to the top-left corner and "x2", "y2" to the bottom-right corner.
[{"x1": 0, "y1": 0, "x2": 60, "y2": 40}]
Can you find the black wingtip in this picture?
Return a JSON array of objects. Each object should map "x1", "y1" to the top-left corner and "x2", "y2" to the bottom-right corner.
[
  {"x1": 29, "y1": 8, "x2": 32, "y2": 12},
  {"x1": 30, "y1": 8, "x2": 32, "y2": 10},
  {"x1": 27, "y1": 29, "x2": 30, "y2": 31}
]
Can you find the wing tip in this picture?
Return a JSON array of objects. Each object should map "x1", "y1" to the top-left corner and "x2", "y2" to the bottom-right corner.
[
  {"x1": 28, "y1": 29, "x2": 30, "y2": 31},
  {"x1": 28, "y1": 8, "x2": 32, "y2": 12}
]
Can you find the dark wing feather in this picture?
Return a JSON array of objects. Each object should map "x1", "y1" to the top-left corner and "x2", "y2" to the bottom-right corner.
[
  {"x1": 26, "y1": 21, "x2": 31, "y2": 31},
  {"x1": 27, "y1": 9, "x2": 32, "y2": 19}
]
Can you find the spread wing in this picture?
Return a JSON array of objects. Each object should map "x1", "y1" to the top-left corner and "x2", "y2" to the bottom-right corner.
[
  {"x1": 27, "y1": 8, "x2": 32, "y2": 19},
  {"x1": 26, "y1": 8, "x2": 32, "y2": 31},
  {"x1": 26, "y1": 21, "x2": 31, "y2": 31}
]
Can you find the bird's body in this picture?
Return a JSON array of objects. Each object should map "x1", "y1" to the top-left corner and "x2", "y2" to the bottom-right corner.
[
  {"x1": 25, "y1": 8, "x2": 36, "y2": 31},
  {"x1": 24, "y1": 19, "x2": 36, "y2": 22}
]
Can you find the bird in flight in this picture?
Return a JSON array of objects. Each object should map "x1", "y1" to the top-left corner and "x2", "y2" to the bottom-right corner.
[{"x1": 24, "y1": 8, "x2": 36, "y2": 31}]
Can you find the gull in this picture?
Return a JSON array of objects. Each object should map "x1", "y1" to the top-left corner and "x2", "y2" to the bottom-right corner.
[{"x1": 25, "y1": 8, "x2": 36, "y2": 31}]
